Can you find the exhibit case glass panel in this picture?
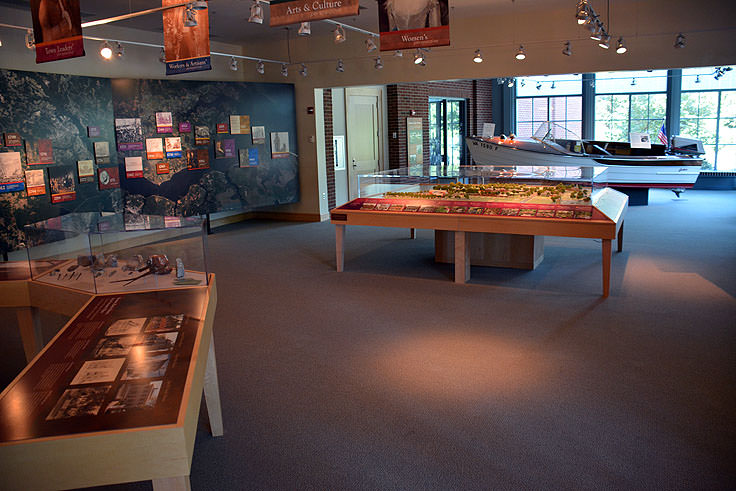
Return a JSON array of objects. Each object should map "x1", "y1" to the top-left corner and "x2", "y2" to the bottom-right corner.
[{"x1": 24, "y1": 213, "x2": 208, "y2": 293}]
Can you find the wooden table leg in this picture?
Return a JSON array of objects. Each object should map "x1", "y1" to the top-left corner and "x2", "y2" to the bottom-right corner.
[
  {"x1": 409, "y1": 228, "x2": 416, "y2": 239},
  {"x1": 16, "y1": 307, "x2": 43, "y2": 363},
  {"x1": 617, "y1": 221, "x2": 624, "y2": 253},
  {"x1": 454, "y1": 231, "x2": 470, "y2": 284},
  {"x1": 152, "y1": 475, "x2": 191, "y2": 491},
  {"x1": 602, "y1": 238, "x2": 612, "y2": 297},
  {"x1": 335, "y1": 224, "x2": 345, "y2": 272},
  {"x1": 203, "y1": 335, "x2": 224, "y2": 437}
]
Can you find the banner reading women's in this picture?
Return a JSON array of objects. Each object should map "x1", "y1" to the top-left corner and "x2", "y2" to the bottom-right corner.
[
  {"x1": 378, "y1": 0, "x2": 450, "y2": 51},
  {"x1": 162, "y1": 0, "x2": 212, "y2": 75},
  {"x1": 30, "y1": 0, "x2": 85, "y2": 63},
  {"x1": 269, "y1": 0, "x2": 360, "y2": 27}
]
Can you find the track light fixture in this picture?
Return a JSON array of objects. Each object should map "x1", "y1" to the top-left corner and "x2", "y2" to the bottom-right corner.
[
  {"x1": 695, "y1": 75, "x2": 700, "y2": 84},
  {"x1": 674, "y1": 33, "x2": 685, "y2": 49},
  {"x1": 520, "y1": 79, "x2": 525, "y2": 87},
  {"x1": 598, "y1": 32, "x2": 610, "y2": 49},
  {"x1": 616, "y1": 37, "x2": 627, "y2": 54},
  {"x1": 230, "y1": 56, "x2": 238, "y2": 71},
  {"x1": 394, "y1": 50, "x2": 403, "y2": 57},
  {"x1": 630, "y1": 78, "x2": 636, "y2": 86},
  {"x1": 413, "y1": 49, "x2": 425, "y2": 64},
  {"x1": 183, "y1": 5, "x2": 197, "y2": 27},
  {"x1": 300, "y1": 63, "x2": 308, "y2": 77},
  {"x1": 25, "y1": 29, "x2": 34, "y2": 49},
  {"x1": 256, "y1": 60, "x2": 265, "y2": 74},
  {"x1": 515, "y1": 45, "x2": 526, "y2": 60},
  {"x1": 115, "y1": 42, "x2": 124, "y2": 58},
  {"x1": 366, "y1": 37, "x2": 377, "y2": 52},
  {"x1": 536, "y1": 82, "x2": 542, "y2": 90},
  {"x1": 473, "y1": 49, "x2": 483, "y2": 63},
  {"x1": 298, "y1": 22, "x2": 311, "y2": 36},
  {"x1": 249, "y1": 1, "x2": 264, "y2": 24},
  {"x1": 281, "y1": 63, "x2": 288, "y2": 77},
  {"x1": 334, "y1": 25, "x2": 346, "y2": 43},
  {"x1": 575, "y1": 0, "x2": 590, "y2": 24},
  {"x1": 713, "y1": 66, "x2": 732, "y2": 80},
  {"x1": 159, "y1": 48, "x2": 167, "y2": 63},
  {"x1": 507, "y1": 78, "x2": 515, "y2": 88},
  {"x1": 562, "y1": 41, "x2": 572, "y2": 56},
  {"x1": 336, "y1": 59, "x2": 345, "y2": 72},
  {"x1": 551, "y1": 81, "x2": 556, "y2": 89},
  {"x1": 590, "y1": 23, "x2": 603, "y2": 41},
  {"x1": 99, "y1": 41, "x2": 113, "y2": 60},
  {"x1": 375, "y1": 57, "x2": 383, "y2": 69}
]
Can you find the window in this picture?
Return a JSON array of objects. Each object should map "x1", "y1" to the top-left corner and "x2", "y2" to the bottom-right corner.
[
  {"x1": 516, "y1": 74, "x2": 582, "y2": 139},
  {"x1": 594, "y1": 70, "x2": 667, "y2": 143},
  {"x1": 429, "y1": 98, "x2": 466, "y2": 172},
  {"x1": 681, "y1": 67, "x2": 736, "y2": 170}
]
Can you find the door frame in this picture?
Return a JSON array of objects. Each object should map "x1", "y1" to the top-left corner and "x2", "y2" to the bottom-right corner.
[{"x1": 345, "y1": 86, "x2": 384, "y2": 199}]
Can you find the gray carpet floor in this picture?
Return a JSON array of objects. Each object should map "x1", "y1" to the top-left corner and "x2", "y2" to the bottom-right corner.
[{"x1": 4, "y1": 189, "x2": 736, "y2": 490}]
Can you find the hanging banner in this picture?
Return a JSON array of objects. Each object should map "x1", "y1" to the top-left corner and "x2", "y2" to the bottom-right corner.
[
  {"x1": 269, "y1": 0, "x2": 360, "y2": 27},
  {"x1": 162, "y1": 0, "x2": 212, "y2": 75},
  {"x1": 30, "y1": 0, "x2": 85, "y2": 63},
  {"x1": 378, "y1": 0, "x2": 450, "y2": 51}
]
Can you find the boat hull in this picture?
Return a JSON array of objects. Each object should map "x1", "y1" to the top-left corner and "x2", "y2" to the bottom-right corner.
[{"x1": 466, "y1": 137, "x2": 702, "y2": 189}]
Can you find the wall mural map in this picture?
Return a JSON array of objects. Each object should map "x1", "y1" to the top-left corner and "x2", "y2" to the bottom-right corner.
[{"x1": 0, "y1": 70, "x2": 299, "y2": 254}]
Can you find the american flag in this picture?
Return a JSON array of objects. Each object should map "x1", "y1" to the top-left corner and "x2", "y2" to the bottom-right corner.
[{"x1": 657, "y1": 123, "x2": 668, "y2": 145}]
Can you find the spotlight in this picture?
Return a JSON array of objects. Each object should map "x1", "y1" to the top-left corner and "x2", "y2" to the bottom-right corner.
[
  {"x1": 630, "y1": 78, "x2": 636, "y2": 86},
  {"x1": 576, "y1": 1, "x2": 590, "y2": 24},
  {"x1": 25, "y1": 29, "x2": 35, "y2": 49},
  {"x1": 115, "y1": 42, "x2": 124, "y2": 58},
  {"x1": 473, "y1": 49, "x2": 483, "y2": 63},
  {"x1": 674, "y1": 32, "x2": 685, "y2": 49},
  {"x1": 413, "y1": 49, "x2": 425, "y2": 64},
  {"x1": 300, "y1": 63, "x2": 308, "y2": 77},
  {"x1": 394, "y1": 50, "x2": 403, "y2": 57},
  {"x1": 334, "y1": 25, "x2": 346, "y2": 44},
  {"x1": 507, "y1": 78, "x2": 515, "y2": 87},
  {"x1": 159, "y1": 48, "x2": 167, "y2": 63},
  {"x1": 615, "y1": 37, "x2": 627, "y2": 54},
  {"x1": 551, "y1": 81, "x2": 556, "y2": 89},
  {"x1": 536, "y1": 82, "x2": 542, "y2": 90},
  {"x1": 298, "y1": 22, "x2": 311, "y2": 36},
  {"x1": 375, "y1": 57, "x2": 383, "y2": 69},
  {"x1": 0, "y1": 39, "x2": 3, "y2": 47},
  {"x1": 366, "y1": 37, "x2": 377, "y2": 53},
  {"x1": 99, "y1": 41, "x2": 113, "y2": 60},
  {"x1": 598, "y1": 32, "x2": 610, "y2": 49},
  {"x1": 497, "y1": 78, "x2": 506, "y2": 85},
  {"x1": 190, "y1": 1, "x2": 208, "y2": 9},
  {"x1": 230, "y1": 56, "x2": 238, "y2": 71},
  {"x1": 336, "y1": 59, "x2": 345, "y2": 72},
  {"x1": 695, "y1": 75, "x2": 700, "y2": 83},
  {"x1": 520, "y1": 80, "x2": 525, "y2": 87},
  {"x1": 590, "y1": 23, "x2": 603, "y2": 41},
  {"x1": 562, "y1": 41, "x2": 572, "y2": 56},
  {"x1": 183, "y1": 6, "x2": 197, "y2": 27},
  {"x1": 281, "y1": 63, "x2": 288, "y2": 77},
  {"x1": 249, "y1": 1, "x2": 263, "y2": 24},
  {"x1": 256, "y1": 60, "x2": 265, "y2": 74},
  {"x1": 515, "y1": 45, "x2": 526, "y2": 60}
]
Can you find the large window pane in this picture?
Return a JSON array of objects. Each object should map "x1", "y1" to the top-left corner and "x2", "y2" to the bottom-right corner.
[
  {"x1": 681, "y1": 93, "x2": 701, "y2": 118},
  {"x1": 611, "y1": 95, "x2": 629, "y2": 120},
  {"x1": 650, "y1": 94, "x2": 666, "y2": 119},
  {"x1": 532, "y1": 98, "x2": 548, "y2": 121},
  {"x1": 716, "y1": 145, "x2": 736, "y2": 170},
  {"x1": 718, "y1": 118, "x2": 736, "y2": 144},
  {"x1": 630, "y1": 94, "x2": 649, "y2": 120},
  {"x1": 595, "y1": 95, "x2": 613, "y2": 120},
  {"x1": 721, "y1": 91, "x2": 736, "y2": 118},
  {"x1": 702, "y1": 145, "x2": 716, "y2": 170}
]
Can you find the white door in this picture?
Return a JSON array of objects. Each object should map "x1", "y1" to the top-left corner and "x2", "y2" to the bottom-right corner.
[{"x1": 346, "y1": 87, "x2": 382, "y2": 200}]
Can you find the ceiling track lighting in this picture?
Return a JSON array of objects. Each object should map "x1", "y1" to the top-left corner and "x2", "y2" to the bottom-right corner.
[
  {"x1": 183, "y1": 5, "x2": 197, "y2": 27},
  {"x1": 590, "y1": 23, "x2": 603, "y2": 41},
  {"x1": 473, "y1": 49, "x2": 483, "y2": 63},
  {"x1": 334, "y1": 25, "x2": 346, "y2": 44},
  {"x1": 536, "y1": 82, "x2": 542, "y2": 91},
  {"x1": 551, "y1": 81, "x2": 556, "y2": 89},
  {"x1": 190, "y1": 1, "x2": 208, "y2": 10},
  {"x1": 365, "y1": 37, "x2": 377, "y2": 53},
  {"x1": 630, "y1": 78, "x2": 636, "y2": 86},
  {"x1": 575, "y1": 0, "x2": 590, "y2": 24},
  {"x1": 507, "y1": 78, "x2": 515, "y2": 88},
  {"x1": 413, "y1": 49, "x2": 425, "y2": 65},
  {"x1": 674, "y1": 32, "x2": 685, "y2": 49},
  {"x1": 375, "y1": 56, "x2": 383, "y2": 69},
  {"x1": 336, "y1": 59, "x2": 345, "y2": 72},
  {"x1": 515, "y1": 45, "x2": 526, "y2": 60},
  {"x1": 281, "y1": 63, "x2": 288, "y2": 77},
  {"x1": 99, "y1": 40, "x2": 113, "y2": 60},
  {"x1": 249, "y1": 1, "x2": 264, "y2": 24},
  {"x1": 298, "y1": 22, "x2": 311, "y2": 36},
  {"x1": 616, "y1": 37, "x2": 627, "y2": 54},
  {"x1": 159, "y1": 47, "x2": 167, "y2": 64},
  {"x1": 598, "y1": 32, "x2": 611, "y2": 49},
  {"x1": 519, "y1": 79, "x2": 525, "y2": 87},
  {"x1": 562, "y1": 41, "x2": 572, "y2": 56},
  {"x1": 713, "y1": 66, "x2": 732, "y2": 80},
  {"x1": 115, "y1": 42, "x2": 124, "y2": 58},
  {"x1": 256, "y1": 60, "x2": 265, "y2": 74},
  {"x1": 695, "y1": 75, "x2": 701, "y2": 83},
  {"x1": 229, "y1": 56, "x2": 238, "y2": 71},
  {"x1": 394, "y1": 50, "x2": 403, "y2": 57},
  {"x1": 299, "y1": 63, "x2": 308, "y2": 77},
  {"x1": 25, "y1": 29, "x2": 35, "y2": 49}
]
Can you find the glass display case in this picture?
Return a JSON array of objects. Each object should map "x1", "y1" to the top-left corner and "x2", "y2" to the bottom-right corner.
[
  {"x1": 353, "y1": 164, "x2": 609, "y2": 220},
  {"x1": 24, "y1": 213, "x2": 208, "y2": 294}
]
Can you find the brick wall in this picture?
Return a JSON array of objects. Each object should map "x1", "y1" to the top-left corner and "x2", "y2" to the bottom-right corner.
[
  {"x1": 323, "y1": 89, "x2": 336, "y2": 210},
  {"x1": 386, "y1": 79, "x2": 493, "y2": 169}
]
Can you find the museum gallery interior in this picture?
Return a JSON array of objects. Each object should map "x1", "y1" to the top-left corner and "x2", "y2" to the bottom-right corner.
[{"x1": 0, "y1": 0, "x2": 734, "y2": 489}]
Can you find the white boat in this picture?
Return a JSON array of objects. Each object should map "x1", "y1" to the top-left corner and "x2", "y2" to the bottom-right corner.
[{"x1": 466, "y1": 122, "x2": 704, "y2": 191}]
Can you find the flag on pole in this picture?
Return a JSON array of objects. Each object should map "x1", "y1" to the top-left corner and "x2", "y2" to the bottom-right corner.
[{"x1": 657, "y1": 123, "x2": 668, "y2": 145}]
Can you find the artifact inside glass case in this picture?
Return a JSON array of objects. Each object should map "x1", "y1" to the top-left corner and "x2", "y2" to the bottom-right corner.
[
  {"x1": 24, "y1": 213, "x2": 208, "y2": 293},
  {"x1": 350, "y1": 164, "x2": 608, "y2": 219}
]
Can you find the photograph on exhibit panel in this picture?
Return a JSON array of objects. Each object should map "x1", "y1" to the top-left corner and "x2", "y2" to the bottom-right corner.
[
  {"x1": 46, "y1": 386, "x2": 111, "y2": 420},
  {"x1": 106, "y1": 317, "x2": 147, "y2": 336},
  {"x1": 122, "y1": 351, "x2": 171, "y2": 380},
  {"x1": 105, "y1": 380, "x2": 163, "y2": 414}
]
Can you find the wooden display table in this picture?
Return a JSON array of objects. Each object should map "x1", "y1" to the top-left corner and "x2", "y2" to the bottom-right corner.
[
  {"x1": 0, "y1": 269, "x2": 221, "y2": 491},
  {"x1": 331, "y1": 188, "x2": 628, "y2": 297}
]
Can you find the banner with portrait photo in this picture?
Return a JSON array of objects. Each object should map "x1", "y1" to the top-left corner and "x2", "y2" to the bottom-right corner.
[
  {"x1": 30, "y1": 0, "x2": 85, "y2": 63},
  {"x1": 162, "y1": 0, "x2": 212, "y2": 75},
  {"x1": 378, "y1": 0, "x2": 450, "y2": 51}
]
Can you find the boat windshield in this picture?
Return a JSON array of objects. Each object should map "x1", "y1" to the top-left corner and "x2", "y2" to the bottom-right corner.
[{"x1": 532, "y1": 121, "x2": 582, "y2": 144}]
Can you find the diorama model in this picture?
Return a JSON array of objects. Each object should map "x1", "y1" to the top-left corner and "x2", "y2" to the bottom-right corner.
[{"x1": 466, "y1": 122, "x2": 704, "y2": 193}]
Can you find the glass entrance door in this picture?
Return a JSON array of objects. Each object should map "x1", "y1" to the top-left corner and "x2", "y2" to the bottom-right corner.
[{"x1": 429, "y1": 98, "x2": 466, "y2": 174}]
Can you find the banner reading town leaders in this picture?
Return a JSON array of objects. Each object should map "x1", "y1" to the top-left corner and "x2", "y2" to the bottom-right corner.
[
  {"x1": 270, "y1": 0, "x2": 359, "y2": 27},
  {"x1": 378, "y1": 0, "x2": 450, "y2": 51},
  {"x1": 30, "y1": 0, "x2": 85, "y2": 63},
  {"x1": 162, "y1": 0, "x2": 211, "y2": 75}
]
